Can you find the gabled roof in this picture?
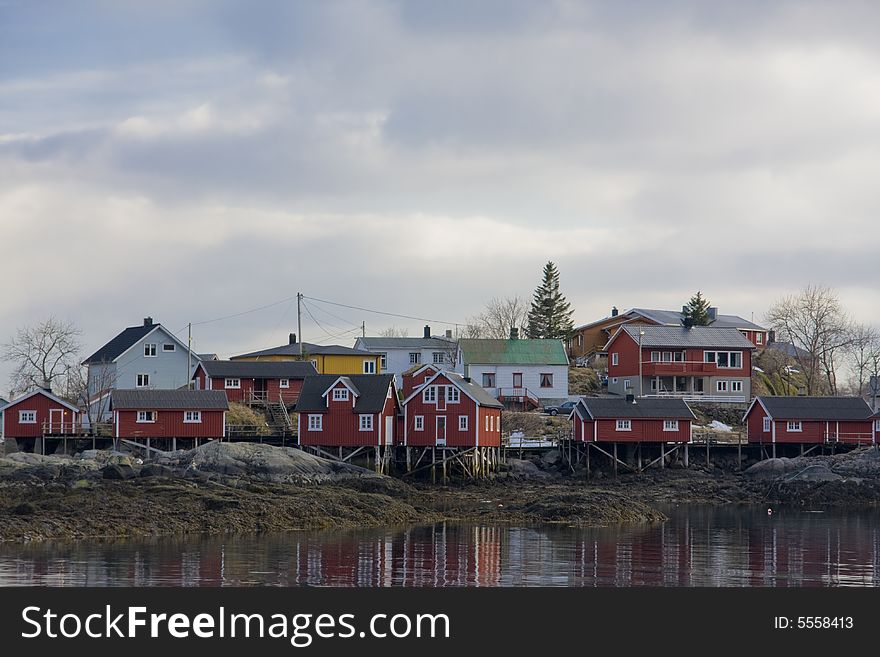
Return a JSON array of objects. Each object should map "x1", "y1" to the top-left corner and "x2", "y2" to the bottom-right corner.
[
  {"x1": 629, "y1": 308, "x2": 767, "y2": 332},
  {"x1": 357, "y1": 337, "x2": 457, "y2": 350},
  {"x1": 197, "y1": 353, "x2": 219, "y2": 361},
  {"x1": 111, "y1": 390, "x2": 229, "y2": 410},
  {"x1": 458, "y1": 339, "x2": 569, "y2": 365},
  {"x1": 232, "y1": 341, "x2": 376, "y2": 359},
  {"x1": 0, "y1": 388, "x2": 79, "y2": 413},
  {"x1": 614, "y1": 325, "x2": 755, "y2": 350},
  {"x1": 751, "y1": 396, "x2": 874, "y2": 421},
  {"x1": 83, "y1": 323, "x2": 159, "y2": 364},
  {"x1": 322, "y1": 376, "x2": 360, "y2": 398},
  {"x1": 402, "y1": 363, "x2": 441, "y2": 377},
  {"x1": 573, "y1": 397, "x2": 695, "y2": 420},
  {"x1": 197, "y1": 360, "x2": 317, "y2": 379},
  {"x1": 401, "y1": 370, "x2": 503, "y2": 408},
  {"x1": 295, "y1": 374, "x2": 395, "y2": 414}
]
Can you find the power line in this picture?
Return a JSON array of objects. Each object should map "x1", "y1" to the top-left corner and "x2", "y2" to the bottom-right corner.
[{"x1": 303, "y1": 295, "x2": 464, "y2": 327}]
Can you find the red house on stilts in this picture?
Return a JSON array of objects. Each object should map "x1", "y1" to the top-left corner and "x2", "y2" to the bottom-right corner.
[{"x1": 0, "y1": 388, "x2": 80, "y2": 453}]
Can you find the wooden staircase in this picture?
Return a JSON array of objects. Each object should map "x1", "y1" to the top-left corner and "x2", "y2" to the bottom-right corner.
[{"x1": 266, "y1": 397, "x2": 294, "y2": 435}]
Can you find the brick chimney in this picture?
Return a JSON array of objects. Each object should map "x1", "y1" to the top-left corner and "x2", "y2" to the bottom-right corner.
[{"x1": 423, "y1": 325, "x2": 431, "y2": 338}]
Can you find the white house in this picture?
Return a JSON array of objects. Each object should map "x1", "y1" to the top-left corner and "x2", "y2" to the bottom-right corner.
[{"x1": 354, "y1": 326, "x2": 462, "y2": 386}]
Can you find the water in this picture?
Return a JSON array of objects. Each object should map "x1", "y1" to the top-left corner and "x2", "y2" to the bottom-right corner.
[{"x1": 1, "y1": 506, "x2": 879, "y2": 586}]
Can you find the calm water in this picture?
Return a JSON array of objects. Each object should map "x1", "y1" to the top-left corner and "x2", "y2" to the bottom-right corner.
[{"x1": 1, "y1": 506, "x2": 879, "y2": 586}]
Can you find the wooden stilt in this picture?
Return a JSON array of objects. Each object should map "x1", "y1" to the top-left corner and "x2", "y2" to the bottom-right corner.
[
  {"x1": 637, "y1": 443, "x2": 642, "y2": 472},
  {"x1": 172, "y1": 437, "x2": 177, "y2": 452},
  {"x1": 684, "y1": 443, "x2": 689, "y2": 468},
  {"x1": 613, "y1": 442, "x2": 618, "y2": 478},
  {"x1": 660, "y1": 442, "x2": 665, "y2": 469},
  {"x1": 706, "y1": 439, "x2": 710, "y2": 467},
  {"x1": 737, "y1": 441, "x2": 741, "y2": 470},
  {"x1": 772, "y1": 443, "x2": 776, "y2": 459},
  {"x1": 432, "y1": 448, "x2": 436, "y2": 484},
  {"x1": 586, "y1": 442, "x2": 590, "y2": 479}
]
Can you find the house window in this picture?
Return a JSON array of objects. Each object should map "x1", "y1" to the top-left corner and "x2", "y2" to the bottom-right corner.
[
  {"x1": 787, "y1": 421, "x2": 802, "y2": 432},
  {"x1": 875, "y1": 419, "x2": 880, "y2": 432},
  {"x1": 624, "y1": 379, "x2": 632, "y2": 390},
  {"x1": 662, "y1": 352, "x2": 673, "y2": 362},
  {"x1": 730, "y1": 380, "x2": 743, "y2": 393},
  {"x1": 482, "y1": 373, "x2": 496, "y2": 388},
  {"x1": 540, "y1": 373, "x2": 553, "y2": 388},
  {"x1": 486, "y1": 415, "x2": 489, "y2": 431},
  {"x1": 651, "y1": 351, "x2": 661, "y2": 362},
  {"x1": 363, "y1": 360, "x2": 376, "y2": 374},
  {"x1": 332, "y1": 388, "x2": 349, "y2": 401},
  {"x1": 756, "y1": 333, "x2": 763, "y2": 345},
  {"x1": 144, "y1": 343, "x2": 157, "y2": 357},
  {"x1": 280, "y1": 379, "x2": 290, "y2": 388},
  {"x1": 224, "y1": 378, "x2": 240, "y2": 389},
  {"x1": 577, "y1": 335, "x2": 583, "y2": 346},
  {"x1": 705, "y1": 351, "x2": 742, "y2": 368},
  {"x1": 716, "y1": 381, "x2": 729, "y2": 392},
  {"x1": 359, "y1": 415, "x2": 374, "y2": 431},
  {"x1": 137, "y1": 411, "x2": 156, "y2": 423},
  {"x1": 162, "y1": 343, "x2": 176, "y2": 352},
  {"x1": 308, "y1": 415, "x2": 323, "y2": 431},
  {"x1": 704, "y1": 351, "x2": 715, "y2": 363},
  {"x1": 612, "y1": 377, "x2": 619, "y2": 384},
  {"x1": 18, "y1": 410, "x2": 36, "y2": 424},
  {"x1": 490, "y1": 415, "x2": 494, "y2": 432},
  {"x1": 673, "y1": 351, "x2": 684, "y2": 362},
  {"x1": 612, "y1": 353, "x2": 619, "y2": 366},
  {"x1": 651, "y1": 379, "x2": 659, "y2": 391},
  {"x1": 423, "y1": 386, "x2": 436, "y2": 403},
  {"x1": 663, "y1": 420, "x2": 679, "y2": 431},
  {"x1": 409, "y1": 352, "x2": 421, "y2": 364},
  {"x1": 184, "y1": 411, "x2": 202, "y2": 423},
  {"x1": 616, "y1": 419, "x2": 631, "y2": 431},
  {"x1": 136, "y1": 373, "x2": 150, "y2": 388},
  {"x1": 763, "y1": 417, "x2": 771, "y2": 432},
  {"x1": 379, "y1": 353, "x2": 387, "y2": 370},
  {"x1": 415, "y1": 416, "x2": 424, "y2": 431},
  {"x1": 447, "y1": 386, "x2": 460, "y2": 403},
  {"x1": 459, "y1": 415, "x2": 468, "y2": 431},
  {"x1": 433, "y1": 352, "x2": 445, "y2": 364}
]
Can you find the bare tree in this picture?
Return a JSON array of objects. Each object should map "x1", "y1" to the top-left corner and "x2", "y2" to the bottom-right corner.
[
  {"x1": 843, "y1": 323, "x2": 880, "y2": 396},
  {"x1": 468, "y1": 296, "x2": 529, "y2": 340},
  {"x1": 765, "y1": 285, "x2": 852, "y2": 395},
  {"x1": 378, "y1": 325, "x2": 410, "y2": 338},
  {"x1": 2, "y1": 317, "x2": 82, "y2": 396}
]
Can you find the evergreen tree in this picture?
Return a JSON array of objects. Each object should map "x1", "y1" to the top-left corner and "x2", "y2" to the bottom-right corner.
[
  {"x1": 681, "y1": 291, "x2": 712, "y2": 328},
  {"x1": 526, "y1": 261, "x2": 574, "y2": 339}
]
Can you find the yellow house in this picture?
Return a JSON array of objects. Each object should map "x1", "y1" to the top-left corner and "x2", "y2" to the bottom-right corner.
[{"x1": 231, "y1": 335, "x2": 381, "y2": 375}]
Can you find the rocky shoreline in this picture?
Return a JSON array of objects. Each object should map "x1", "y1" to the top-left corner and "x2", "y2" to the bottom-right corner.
[{"x1": 2, "y1": 442, "x2": 880, "y2": 543}]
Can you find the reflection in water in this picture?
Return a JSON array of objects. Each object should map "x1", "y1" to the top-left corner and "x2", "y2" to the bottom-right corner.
[{"x1": 1, "y1": 506, "x2": 879, "y2": 587}]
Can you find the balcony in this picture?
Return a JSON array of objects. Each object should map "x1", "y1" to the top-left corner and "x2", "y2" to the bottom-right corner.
[
  {"x1": 643, "y1": 392, "x2": 747, "y2": 404},
  {"x1": 641, "y1": 361, "x2": 719, "y2": 376}
]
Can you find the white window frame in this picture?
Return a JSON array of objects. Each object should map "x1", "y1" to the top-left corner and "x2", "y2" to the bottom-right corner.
[
  {"x1": 540, "y1": 373, "x2": 553, "y2": 388},
  {"x1": 616, "y1": 419, "x2": 632, "y2": 431},
  {"x1": 730, "y1": 380, "x2": 743, "y2": 393},
  {"x1": 490, "y1": 415, "x2": 494, "y2": 432},
  {"x1": 651, "y1": 351, "x2": 661, "y2": 362},
  {"x1": 787, "y1": 421, "x2": 803, "y2": 432},
  {"x1": 144, "y1": 343, "x2": 157, "y2": 357},
  {"x1": 409, "y1": 352, "x2": 421, "y2": 364},
  {"x1": 162, "y1": 343, "x2": 176, "y2": 352},
  {"x1": 763, "y1": 417, "x2": 771, "y2": 432},
  {"x1": 18, "y1": 410, "x2": 36, "y2": 424},
  {"x1": 224, "y1": 378, "x2": 241, "y2": 389},
  {"x1": 459, "y1": 415, "x2": 468, "y2": 431},
  {"x1": 136, "y1": 373, "x2": 150, "y2": 388},
  {"x1": 612, "y1": 377, "x2": 618, "y2": 384},
  {"x1": 308, "y1": 414, "x2": 323, "y2": 431},
  {"x1": 673, "y1": 351, "x2": 684, "y2": 362},
  {"x1": 662, "y1": 351, "x2": 673, "y2": 362},
  {"x1": 136, "y1": 411, "x2": 156, "y2": 423},
  {"x1": 432, "y1": 352, "x2": 445, "y2": 364},
  {"x1": 716, "y1": 380, "x2": 729, "y2": 392},
  {"x1": 705, "y1": 351, "x2": 743, "y2": 369},
  {"x1": 482, "y1": 373, "x2": 496, "y2": 388},
  {"x1": 359, "y1": 414, "x2": 374, "y2": 431},
  {"x1": 379, "y1": 353, "x2": 387, "y2": 370},
  {"x1": 663, "y1": 420, "x2": 679, "y2": 432},
  {"x1": 756, "y1": 333, "x2": 763, "y2": 345},
  {"x1": 612, "y1": 353, "x2": 619, "y2": 366},
  {"x1": 486, "y1": 415, "x2": 489, "y2": 431},
  {"x1": 624, "y1": 379, "x2": 632, "y2": 390},
  {"x1": 423, "y1": 386, "x2": 436, "y2": 403},
  {"x1": 363, "y1": 360, "x2": 376, "y2": 374},
  {"x1": 280, "y1": 378, "x2": 290, "y2": 389},
  {"x1": 875, "y1": 419, "x2": 880, "y2": 432},
  {"x1": 183, "y1": 411, "x2": 202, "y2": 423},
  {"x1": 447, "y1": 386, "x2": 460, "y2": 403},
  {"x1": 414, "y1": 415, "x2": 424, "y2": 431},
  {"x1": 332, "y1": 388, "x2": 349, "y2": 401}
]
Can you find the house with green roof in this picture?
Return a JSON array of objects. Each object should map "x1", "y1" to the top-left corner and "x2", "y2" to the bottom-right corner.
[{"x1": 458, "y1": 336, "x2": 569, "y2": 408}]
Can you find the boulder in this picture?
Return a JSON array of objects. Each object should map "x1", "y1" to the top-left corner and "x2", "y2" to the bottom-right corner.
[
  {"x1": 139, "y1": 464, "x2": 174, "y2": 478},
  {"x1": 102, "y1": 464, "x2": 137, "y2": 480}
]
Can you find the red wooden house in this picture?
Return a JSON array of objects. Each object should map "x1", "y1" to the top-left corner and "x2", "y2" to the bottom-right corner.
[
  {"x1": 0, "y1": 389, "x2": 80, "y2": 440},
  {"x1": 744, "y1": 396, "x2": 875, "y2": 446},
  {"x1": 111, "y1": 389, "x2": 229, "y2": 441},
  {"x1": 402, "y1": 371, "x2": 503, "y2": 448},
  {"x1": 401, "y1": 363, "x2": 440, "y2": 399},
  {"x1": 295, "y1": 374, "x2": 398, "y2": 447},
  {"x1": 570, "y1": 397, "x2": 695, "y2": 443},
  {"x1": 193, "y1": 360, "x2": 317, "y2": 404}
]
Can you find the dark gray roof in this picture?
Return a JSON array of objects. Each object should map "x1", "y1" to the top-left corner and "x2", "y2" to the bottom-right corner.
[
  {"x1": 198, "y1": 360, "x2": 317, "y2": 379},
  {"x1": 631, "y1": 308, "x2": 767, "y2": 332},
  {"x1": 111, "y1": 389, "x2": 229, "y2": 410},
  {"x1": 619, "y1": 325, "x2": 755, "y2": 349},
  {"x1": 756, "y1": 396, "x2": 874, "y2": 421},
  {"x1": 83, "y1": 323, "x2": 159, "y2": 364},
  {"x1": 197, "y1": 353, "x2": 219, "y2": 361},
  {"x1": 232, "y1": 341, "x2": 375, "y2": 359},
  {"x1": 294, "y1": 374, "x2": 395, "y2": 414},
  {"x1": 445, "y1": 373, "x2": 504, "y2": 408},
  {"x1": 574, "y1": 397, "x2": 695, "y2": 420},
  {"x1": 357, "y1": 337, "x2": 457, "y2": 350}
]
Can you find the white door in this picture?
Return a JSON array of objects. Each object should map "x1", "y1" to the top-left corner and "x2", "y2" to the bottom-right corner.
[
  {"x1": 385, "y1": 416, "x2": 394, "y2": 446},
  {"x1": 436, "y1": 416, "x2": 447, "y2": 446},
  {"x1": 48, "y1": 408, "x2": 63, "y2": 433}
]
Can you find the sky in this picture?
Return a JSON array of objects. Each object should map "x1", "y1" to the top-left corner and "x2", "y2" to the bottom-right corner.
[{"x1": 1, "y1": 0, "x2": 879, "y2": 395}]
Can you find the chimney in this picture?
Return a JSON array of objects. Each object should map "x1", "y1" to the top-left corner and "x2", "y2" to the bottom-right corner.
[
  {"x1": 509, "y1": 327, "x2": 519, "y2": 340},
  {"x1": 445, "y1": 329, "x2": 453, "y2": 339},
  {"x1": 625, "y1": 393, "x2": 635, "y2": 403},
  {"x1": 289, "y1": 333, "x2": 297, "y2": 345},
  {"x1": 708, "y1": 307, "x2": 718, "y2": 321},
  {"x1": 144, "y1": 317, "x2": 153, "y2": 326},
  {"x1": 463, "y1": 376, "x2": 471, "y2": 383},
  {"x1": 611, "y1": 306, "x2": 618, "y2": 317}
]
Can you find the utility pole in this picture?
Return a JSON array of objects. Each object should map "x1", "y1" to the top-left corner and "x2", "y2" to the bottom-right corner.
[
  {"x1": 297, "y1": 292, "x2": 303, "y2": 357},
  {"x1": 638, "y1": 329, "x2": 645, "y2": 398},
  {"x1": 362, "y1": 321, "x2": 365, "y2": 338},
  {"x1": 187, "y1": 323, "x2": 193, "y2": 389}
]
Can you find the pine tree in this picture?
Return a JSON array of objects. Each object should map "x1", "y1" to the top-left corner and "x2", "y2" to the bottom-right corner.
[
  {"x1": 526, "y1": 261, "x2": 574, "y2": 339},
  {"x1": 681, "y1": 291, "x2": 712, "y2": 328}
]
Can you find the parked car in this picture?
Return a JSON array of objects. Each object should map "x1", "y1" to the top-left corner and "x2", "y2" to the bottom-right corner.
[{"x1": 543, "y1": 400, "x2": 578, "y2": 416}]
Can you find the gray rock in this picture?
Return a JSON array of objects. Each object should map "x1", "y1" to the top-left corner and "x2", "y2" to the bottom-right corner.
[{"x1": 102, "y1": 464, "x2": 136, "y2": 480}]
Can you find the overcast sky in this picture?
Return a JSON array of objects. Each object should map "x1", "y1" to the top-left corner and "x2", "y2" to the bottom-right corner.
[{"x1": 2, "y1": 1, "x2": 879, "y2": 394}]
